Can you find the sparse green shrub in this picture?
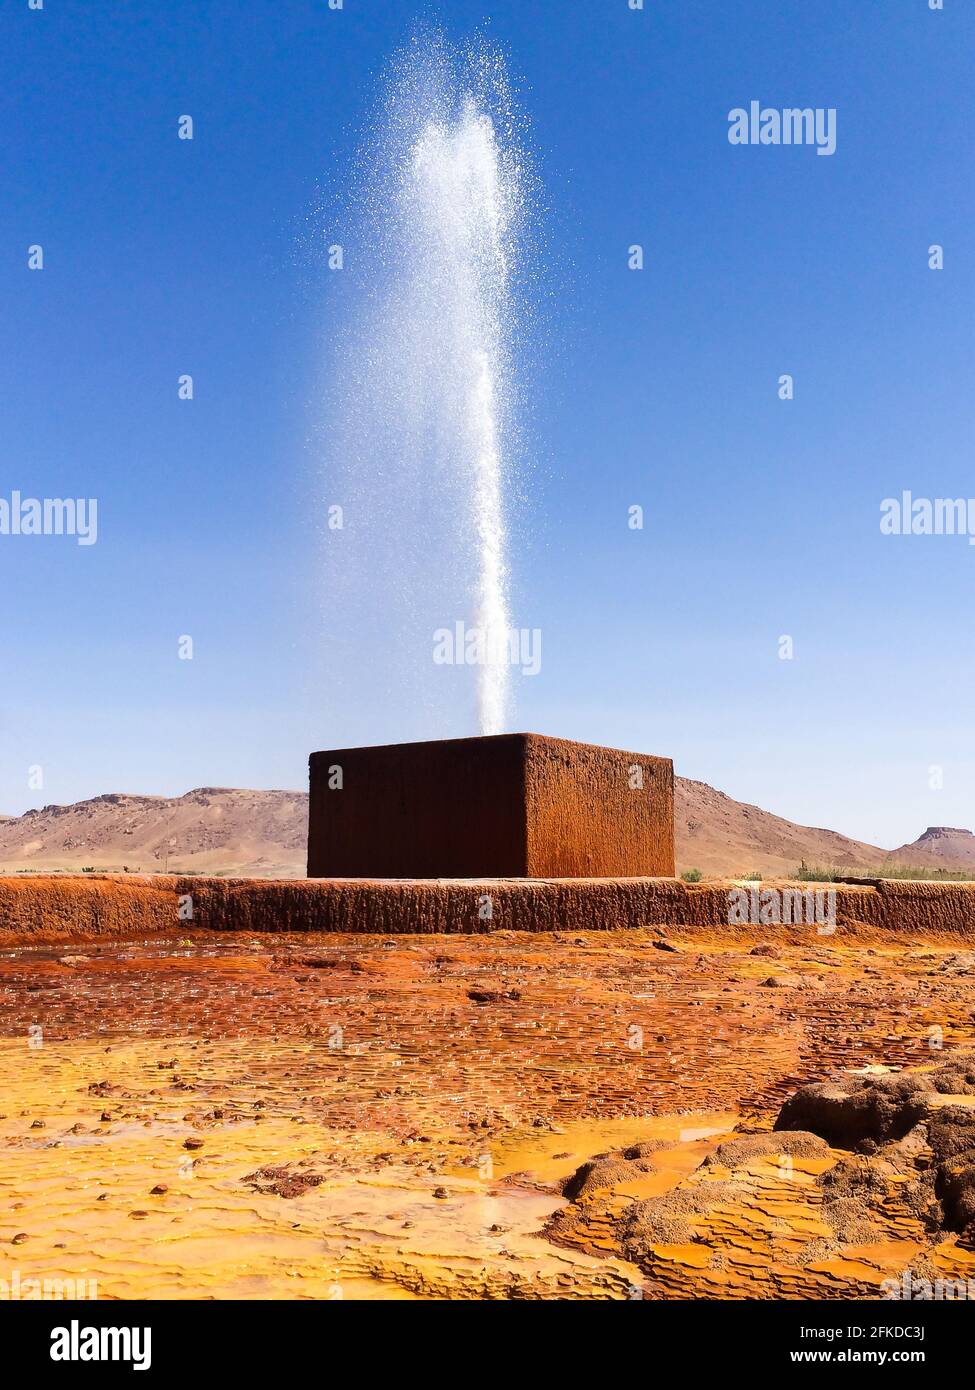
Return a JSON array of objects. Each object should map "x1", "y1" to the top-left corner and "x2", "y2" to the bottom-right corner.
[{"x1": 796, "y1": 862, "x2": 974, "y2": 883}]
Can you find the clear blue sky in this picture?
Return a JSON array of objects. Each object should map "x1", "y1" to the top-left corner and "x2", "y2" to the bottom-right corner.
[{"x1": 2, "y1": 0, "x2": 972, "y2": 849}]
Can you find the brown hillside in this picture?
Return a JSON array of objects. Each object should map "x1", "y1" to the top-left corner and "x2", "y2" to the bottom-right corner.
[
  {"x1": 0, "y1": 788, "x2": 306, "y2": 878},
  {"x1": 674, "y1": 777, "x2": 886, "y2": 877},
  {"x1": 0, "y1": 780, "x2": 971, "y2": 879},
  {"x1": 887, "y1": 826, "x2": 975, "y2": 872}
]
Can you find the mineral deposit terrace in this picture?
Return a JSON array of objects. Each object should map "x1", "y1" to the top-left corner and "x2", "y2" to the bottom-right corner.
[{"x1": 1, "y1": 874, "x2": 975, "y2": 1299}]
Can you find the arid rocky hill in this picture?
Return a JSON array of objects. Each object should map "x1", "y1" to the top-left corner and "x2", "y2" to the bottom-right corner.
[
  {"x1": 0, "y1": 788, "x2": 307, "y2": 878},
  {"x1": 674, "y1": 777, "x2": 889, "y2": 877},
  {"x1": 887, "y1": 825, "x2": 975, "y2": 871},
  {"x1": 0, "y1": 781, "x2": 971, "y2": 879}
]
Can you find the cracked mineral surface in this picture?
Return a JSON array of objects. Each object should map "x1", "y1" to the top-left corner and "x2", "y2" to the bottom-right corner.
[{"x1": 2, "y1": 922, "x2": 975, "y2": 1298}]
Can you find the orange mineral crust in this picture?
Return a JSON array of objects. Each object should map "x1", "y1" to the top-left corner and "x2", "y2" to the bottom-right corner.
[
  {"x1": 3, "y1": 873, "x2": 975, "y2": 941},
  {"x1": 3, "y1": 925, "x2": 975, "y2": 1298}
]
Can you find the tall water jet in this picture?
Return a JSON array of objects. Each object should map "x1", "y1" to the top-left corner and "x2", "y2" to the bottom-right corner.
[{"x1": 322, "y1": 37, "x2": 530, "y2": 741}]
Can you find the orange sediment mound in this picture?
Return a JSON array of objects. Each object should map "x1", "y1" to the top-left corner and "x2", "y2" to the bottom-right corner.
[
  {"x1": 0, "y1": 875, "x2": 175, "y2": 942},
  {"x1": 549, "y1": 1053, "x2": 975, "y2": 1299},
  {"x1": 2, "y1": 873, "x2": 975, "y2": 942}
]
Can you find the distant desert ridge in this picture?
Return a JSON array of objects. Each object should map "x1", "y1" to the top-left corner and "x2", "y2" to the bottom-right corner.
[{"x1": 1, "y1": 781, "x2": 971, "y2": 879}]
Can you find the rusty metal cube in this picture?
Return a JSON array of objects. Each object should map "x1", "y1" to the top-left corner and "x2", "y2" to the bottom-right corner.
[{"x1": 307, "y1": 733, "x2": 674, "y2": 879}]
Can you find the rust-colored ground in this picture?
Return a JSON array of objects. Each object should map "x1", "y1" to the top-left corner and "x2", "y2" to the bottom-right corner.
[{"x1": 3, "y1": 924, "x2": 975, "y2": 1298}]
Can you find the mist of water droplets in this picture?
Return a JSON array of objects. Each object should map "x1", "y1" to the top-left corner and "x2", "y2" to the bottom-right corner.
[{"x1": 323, "y1": 36, "x2": 529, "y2": 739}]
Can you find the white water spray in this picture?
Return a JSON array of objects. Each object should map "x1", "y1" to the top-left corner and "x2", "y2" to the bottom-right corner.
[{"x1": 324, "y1": 39, "x2": 528, "y2": 739}]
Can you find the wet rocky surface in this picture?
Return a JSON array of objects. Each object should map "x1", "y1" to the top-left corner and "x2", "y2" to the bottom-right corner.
[{"x1": 2, "y1": 929, "x2": 975, "y2": 1298}]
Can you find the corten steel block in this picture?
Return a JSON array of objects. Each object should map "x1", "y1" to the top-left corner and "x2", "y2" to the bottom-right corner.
[{"x1": 306, "y1": 733, "x2": 675, "y2": 879}]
